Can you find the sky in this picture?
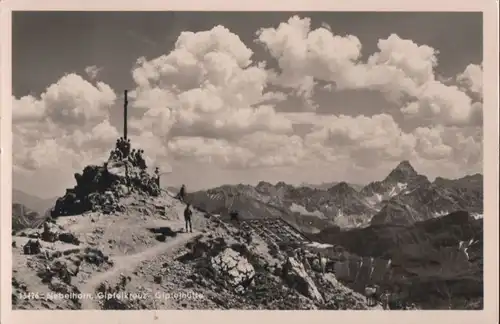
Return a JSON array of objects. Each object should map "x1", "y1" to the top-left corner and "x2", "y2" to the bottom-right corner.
[{"x1": 12, "y1": 11, "x2": 483, "y2": 199}]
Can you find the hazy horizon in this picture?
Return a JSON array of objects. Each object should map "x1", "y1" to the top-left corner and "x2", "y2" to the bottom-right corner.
[
  {"x1": 13, "y1": 158, "x2": 483, "y2": 200},
  {"x1": 12, "y1": 11, "x2": 483, "y2": 199}
]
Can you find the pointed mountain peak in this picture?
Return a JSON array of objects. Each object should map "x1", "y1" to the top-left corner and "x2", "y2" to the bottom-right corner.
[
  {"x1": 396, "y1": 160, "x2": 416, "y2": 172},
  {"x1": 275, "y1": 181, "x2": 289, "y2": 189},
  {"x1": 335, "y1": 181, "x2": 351, "y2": 189},
  {"x1": 256, "y1": 181, "x2": 273, "y2": 189},
  {"x1": 386, "y1": 160, "x2": 418, "y2": 181},
  {"x1": 328, "y1": 182, "x2": 355, "y2": 195}
]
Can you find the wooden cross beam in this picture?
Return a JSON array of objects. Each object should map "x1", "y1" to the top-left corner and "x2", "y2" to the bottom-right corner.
[{"x1": 123, "y1": 90, "x2": 128, "y2": 140}]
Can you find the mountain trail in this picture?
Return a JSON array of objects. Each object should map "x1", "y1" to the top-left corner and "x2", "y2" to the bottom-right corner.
[{"x1": 79, "y1": 231, "x2": 201, "y2": 309}]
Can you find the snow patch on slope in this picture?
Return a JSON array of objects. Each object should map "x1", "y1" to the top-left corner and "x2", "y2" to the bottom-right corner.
[
  {"x1": 433, "y1": 210, "x2": 450, "y2": 218},
  {"x1": 471, "y1": 213, "x2": 483, "y2": 220},
  {"x1": 365, "y1": 182, "x2": 408, "y2": 207},
  {"x1": 289, "y1": 203, "x2": 326, "y2": 219},
  {"x1": 307, "y1": 242, "x2": 334, "y2": 249}
]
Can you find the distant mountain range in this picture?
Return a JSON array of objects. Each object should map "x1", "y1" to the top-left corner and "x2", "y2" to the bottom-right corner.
[
  {"x1": 12, "y1": 203, "x2": 47, "y2": 232},
  {"x1": 12, "y1": 189, "x2": 57, "y2": 232},
  {"x1": 186, "y1": 161, "x2": 483, "y2": 233},
  {"x1": 300, "y1": 181, "x2": 365, "y2": 192},
  {"x1": 12, "y1": 189, "x2": 57, "y2": 216}
]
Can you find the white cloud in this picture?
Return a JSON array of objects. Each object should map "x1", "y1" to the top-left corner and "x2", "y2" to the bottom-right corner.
[
  {"x1": 257, "y1": 16, "x2": 481, "y2": 126},
  {"x1": 84, "y1": 65, "x2": 103, "y2": 80},
  {"x1": 12, "y1": 17, "x2": 483, "y2": 197},
  {"x1": 256, "y1": 16, "x2": 362, "y2": 106},
  {"x1": 13, "y1": 73, "x2": 118, "y2": 173},
  {"x1": 400, "y1": 81, "x2": 480, "y2": 126},
  {"x1": 303, "y1": 114, "x2": 416, "y2": 167},
  {"x1": 130, "y1": 25, "x2": 291, "y2": 142},
  {"x1": 411, "y1": 125, "x2": 482, "y2": 178},
  {"x1": 167, "y1": 132, "x2": 307, "y2": 169},
  {"x1": 457, "y1": 63, "x2": 483, "y2": 98},
  {"x1": 129, "y1": 24, "x2": 306, "y2": 170},
  {"x1": 128, "y1": 19, "x2": 483, "y2": 176}
]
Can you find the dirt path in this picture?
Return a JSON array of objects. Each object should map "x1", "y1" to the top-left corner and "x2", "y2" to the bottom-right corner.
[{"x1": 79, "y1": 231, "x2": 201, "y2": 310}]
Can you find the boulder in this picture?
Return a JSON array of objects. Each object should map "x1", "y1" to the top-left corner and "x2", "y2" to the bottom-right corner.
[
  {"x1": 58, "y1": 232, "x2": 80, "y2": 245},
  {"x1": 83, "y1": 247, "x2": 109, "y2": 266},
  {"x1": 23, "y1": 239, "x2": 42, "y2": 255},
  {"x1": 41, "y1": 222, "x2": 60, "y2": 243},
  {"x1": 210, "y1": 248, "x2": 256, "y2": 290},
  {"x1": 282, "y1": 257, "x2": 324, "y2": 303},
  {"x1": 320, "y1": 273, "x2": 370, "y2": 310}
]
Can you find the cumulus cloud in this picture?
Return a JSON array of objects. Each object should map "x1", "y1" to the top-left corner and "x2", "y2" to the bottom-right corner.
[
  {"x1": 257, "y1": 16, "x2": 481, "y2": 127},
  {"x1": 400, "y1": 81, "x2": 480, "y2": 126},
  {"x1": 168, "y1": 132, "x2": 306, "y2": 169},
  {"x1": 13, "y1": 73, "x2": 118, "y2": 173},
  {"x1": 130, "y1": 25, "x2": 289, "y2": 141},
  {"x1": 411, "y1": 125, "x2": 482, "y2": 178},
  {"x1": 457, "y1": 63, "x2": 483, "y2": 98},
  {"x1": 13, "y1": 16, "x2": 483, "y2": 195},
  {"x1": 256, "y1": 16, "x2": 362, "y2": 107},
  {"x1": 13, "y1": 73, "x2": 116, "y2": 128},
  {"x1": 84, "y1": 65, "x2": 103, "y2": 80},
  {"x1": 126, "y1": 18, "x2": 482, "y2": 175},
  {"x1": 128, "y1": 25, "x2": 306, "y2": 169},
  {"x1": 303, "y1": 114, "x2": 416, "y2": 167}
]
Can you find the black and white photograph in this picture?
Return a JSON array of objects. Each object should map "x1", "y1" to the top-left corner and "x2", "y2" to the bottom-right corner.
[{"x1": 4, "y1": 7, "x2": 496, "y2": 316}]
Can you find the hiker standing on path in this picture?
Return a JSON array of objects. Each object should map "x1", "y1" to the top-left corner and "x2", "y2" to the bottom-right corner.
[
  {"x1": 154, "y1": 167, "x2": 160, "y2": 187},
  {"x1": 177, "y1": 184, "x2": 186, "y2": 202},
  {"x1": 184, "y1": 204, "x2": 193, "y2": 233}
]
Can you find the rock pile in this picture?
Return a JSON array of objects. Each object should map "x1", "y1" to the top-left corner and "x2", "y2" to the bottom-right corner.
[
  {"x1": 40, "y1": 222, "x2": 80, "y2": 245},
  {"x1": 210, "y1": 248, "x2": 256, "y2": 293},
  {"x1": 51, "y1": 138, "x2": 161, "y2": 217}
]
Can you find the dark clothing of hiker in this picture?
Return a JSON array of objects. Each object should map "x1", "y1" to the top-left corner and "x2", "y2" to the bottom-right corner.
[
  {"x1": 178, "y1": 185, "x2": 186, "y2": 202},
  {"x1": 134, "y1": 150, "x2": 146, "y2": 169},
  {"x1": 184, "y1": 206, "x2": 193, "y2": 233},
  {"x1": 154, "y1": 168, "x2": 160, "y2": 187},
  {"x1": 230, "y1": 210, "x2": 240, "y2": 223},
  {"x1": 124, "y1": 140, "x2": 131, "y2": 158}
]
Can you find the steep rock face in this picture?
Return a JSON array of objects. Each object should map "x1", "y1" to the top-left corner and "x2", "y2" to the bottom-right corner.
[
  {"x1": 311, "y1": 211, "x2": 483, "y2": 309},
  {"x1": 371, "y1": 175, "x2": 483, "y2": 226},
  {"x1": 325, "y1": 182, "x2": 375, "y2": 226},
  {"x1": 51, "y1": 143, "x2": 160, "y2": 217},
  {"x1": 361, "y1": 161, "x2": 431, "y2": 207},
  {"x1": 282, "y1": 257, "x2": 324, "y2": 303}
]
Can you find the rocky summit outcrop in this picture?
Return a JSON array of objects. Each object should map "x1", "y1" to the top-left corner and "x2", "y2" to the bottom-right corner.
[{"x1": 51, "y1": 139, "x2": 160, "y2": 217}]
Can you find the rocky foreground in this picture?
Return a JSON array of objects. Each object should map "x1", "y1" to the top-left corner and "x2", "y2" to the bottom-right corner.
[
  {"x1": 12, "y1": 192, "x2": 388, "y2": 310},
  {"x1": 12, "y1": 141, "x2": 387, "y2": 310}
]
